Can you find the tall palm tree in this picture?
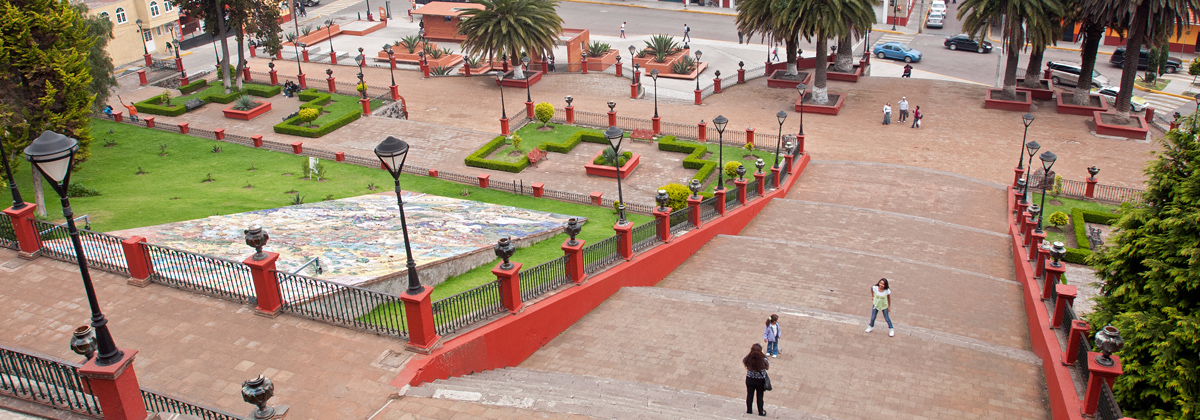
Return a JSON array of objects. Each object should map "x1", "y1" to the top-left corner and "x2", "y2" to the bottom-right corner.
[
  {"x1": 1062, "y1": 0, "x2": 1107, "y2": 105},
  {"x1": 457, "y1": 0, "x2": 563, "y2": 79},
  {"x1": 959, "y1": 0, "x2": 1060, "y2": 100},
  {"x1": 1019, "y1": 0, "x2": 1065, "y2": 88},
  {"x1": 736, "y1": 0, "x2": 803, "y2": 76},
  {"x1": 1087, "y1": 0, "x2": 1200, "y2": 120},
  {"x1": 832, "y1": 33, "x2": 856, "y2": 73},
  {"x1": 795, "y1": 0, "x2": 877, "y2": 104}
]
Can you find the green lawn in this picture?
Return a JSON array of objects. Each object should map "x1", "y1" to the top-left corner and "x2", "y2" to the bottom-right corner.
[{"x1": 1026, "y1": 193, "x2": 1118, "y2": 245}]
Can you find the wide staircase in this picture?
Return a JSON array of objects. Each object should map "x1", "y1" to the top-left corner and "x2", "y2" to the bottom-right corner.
[{"x1": 405, "y1": 161, "x2": 1051, "y2": 419}]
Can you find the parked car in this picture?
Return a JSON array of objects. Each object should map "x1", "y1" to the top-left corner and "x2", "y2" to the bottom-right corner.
[
  {"x1": 298, "y1": 0, "x2": 319, "y2": 6},
  {"x1": 929, "y1": 1, "x2": 947, "y2": 14},
  {"x1": 1091, "y1": 87, "x2": 1149, "y2": 112},
  {"x1": 873, "y1": 42, "x2": 922, "y2": 63},
  {"x1": 943, "y1": 34, "x2": 991, "y2": 53},
  {"x1": 1109, "y1": 47, "x2": 1182, "y2": 73},
  {"x1": 926, "y1": 14, "x2": 944, "y2": 29},
  {"x1": 1047, "y1": 61, "x2": 1110, "y2": 88}
]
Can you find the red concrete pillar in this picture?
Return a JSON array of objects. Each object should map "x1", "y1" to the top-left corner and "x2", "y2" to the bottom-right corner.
[
  {"x1": 688, "y1": 196, "x2": 703, "y2": 228},
  {"x1": 1034, "y1": 244, "x2": 1050, "y2": 278},
  {"x1": 465, "y1": 65, "x2": 472, "y2": 76},
  {"x1": 477, "y1": 174, "x2": 490, "y2": 188},
  {"x1": 391, "y1": 85, "x2": 400, "y2": 101},
  {"x1": 590, "y1": 192, "x2": 602, "y2": 205},
  {"x1": 738, "y1": 68, "x2": 746, "y2": 84},
  {"x1": 614, "y1": 222, "x2": 633, "y2": 260},
  {"x1": 249, "y1": 47, "x2": 257, "y2": 58},
  {"x1": 1082, "y1": 354, "x2": 1123, "y2": 417},
  {"x1": 745, "y1": 128, "x2": 755, "y2": 147},
  {"x1": 78, "y1": 351, "x2": 147, "y2": 420},
  {"x1": 714, "y1": 77, "x2": 722, "y2": 93},
  {"x1": 252, "y1": 135, "x2": 264, "y2": 148},
  {"x1": 137, "y1": 70, "x2": 147, "y2": 85},
  {"x1": 562, "y1": 239, "x2": 586, "y2": 284},
  {"x1": 631, "y1": 83, "x2": 639, "y2": 99},
  {"x1": 694, "y1": 88, "x2": 702, "y2": 105},
  {"x1": 770, "y1": 167, "x2": 781, "y2": 189},
  {"x1": 401, "y1": 288, "x2": 440, "y2": 353},
  {"x1": 493, "y1": 262, "x2": 524, "y2": 314},
  {"x1": 242, "y1": 66, "x2": 251, "y2": 82},
  {"x1": 1013, "y1": 166, "x2": 1025, "y2": 187},
  {"x1": 361, "y1": 98, "x2": 371, "y2": 116},
  {"x1": 335, "y1": 152, "x2": 345, "y2": 162},
  {"x1": 303, "y1": 49, "x2": 310, "y2": 62},
  {"x1": 607, "y1": 111, "x2": 616, "y2": 127},
  {"x1": 714, "y1": 189, "x2": 727, "y2": 216},
  {"x1": 290, "y1": 142, "x2": 303, "y2": 154},
  {"x1": 215, "y1": 129, "x2": 225, "y2": 140},
  {"x1": 269, "y1": 70, "x2": 279, "y2": 86},
  {"x1": 330, "y1": 51, "x2": 338, "y2": 65},
  {"x1": 1086, "y1": 177, "x2": 1097, "y2": 199},
  {"x1": 298, "y1": 73, "x2": 307, "y2": 89},
  {"x1": 421, "y1": 63, "x2": 431, "y2": 78},
  {"x1": 796, "y1": 134, "x2": 806, "y2": 154},
  {"x1": 120, "y1": 236, "x2": 152, "y2": 286},
  {"x1": 526, "y1": 101, "x2": 535, "y2": 120},
  {"x1": 500, "y1": 118, "x2": 510, "y2": 135},
  {"x1": 652, "y1": 117, "x2": 661, "y2": 135},
  {"x1": 734, "y1": 179, "x2": 748, "y2": 205},
  {"x1": 1043, "y1": 262, "x2": 1066, "y2": 300},
  {"x1": 4, "y1": 205, "x2": 40, "y2": 258},
  {"x1": 113, "y1": 112, "x2": 123, "y2": 122},
  {"x1": 1051, "y1": 284, "x2": 1077, "y2": 328},
  {"x1": 144, "y1": 117, "x2": 155, "y2": 128},
  {"x1": 1063, "y1": 320, "x2": 1090, "y2": 365},
  {"x1": 653, "y1": 207, "x2": 672, "y2": 242},
  {"x1": 143, "y1": 53, "x2": 152, "y2": 67},
  {"x1": 1145, "y1": 106, "x2": 1155, "y2": 123},
  {"x1": 784, "y1": 154, "x2": 795, "y2": 174},
  {"x1": 275, "y1": 51, "x2": 282, "y2": 60},
  {"x1": 581, "y1": 57, "x2": 588, "y2": 74},
  {"x1": 616, "y1": 64, "x2": 623, "y2": 77},
  {"x1": 754, "y1": 172, "x2": 766, "y2": 196},
  {"x1": 174, "y1": 57, "x2": 183, "y2": 72},
  {"x1": 243, "y1": 252, "x2": 283, "y2": 317},
  {"x1": 1028, "y1": 231, "x2": 1045, "y2": 261},
  {"x1": 328, "y1": 77, "x2": 337, "y2": 93},
  {"x1": 566, "y1": 106, "x2": 575, "y2": 124},
  {"x1": 532, "y1": 182, "x2": 544, "y2": 197},
  {"x1": 177, "y1": 123, "x2": 189, "y2": 134},
  {"x1": 428, "y1": 169, "x2": 439, "y2": 177}
]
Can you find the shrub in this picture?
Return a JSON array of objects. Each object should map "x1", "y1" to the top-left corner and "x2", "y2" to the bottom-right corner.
[
  {"x1": 586, "y1": 41, "x2": 612, "y2": 58},
  {"x1": 509, "y1": 134, "x2": 522, "y2": 150},
  {"x1": 298, "y1": 89, "x2": 332, "y2": 106},
  {"x1": 159, "y1": 90, "x2": 173, "y2": 106},
  {"x1": 431, "y1": 66, "x2": 454, "y2": 75},
  {"x1": 542, "y1": 130, "x2": 607, "y2": 153},
  {"x1": 464, "y1": 55, "x2": 481, "y2": 67},
  {"x1": 399, "y1": 35, "x2": 421, "y2": 53},
  {"x1": 244, "y1": 84, "x2": 282, "y2": 97},
  {"x1": 659, "y1": 182, "x2": 691, "y2": 211},
  {"x1": 1051, "y1": 175, "x2": 1064, "y2": 198},
  {"x1": 1080, "y1": 209, "x2": 1120, "y2": 225},
  {"x1": 671, "y1": 56, "x2": 695, "y2": 74},
  {"x1": 204, "y1": 88, "x2": 246, "y2": 104},
  {"x1": 134, "y1": 95, "x2": 187, "y2": 117},
  {"x1": 724, "y1": 161, "x2": 742, "y2": 179},
  {"x1": 645, "y1": 34, "x2": 680, "y2": 62},
  {"x1": 464, "y1": 135, "x2": 529, "y2": 172},
  {"x1": 1063, "y1": 247, "x2": 1092, "y2": 265},
  {"x1": 233, "y1": 95, "x2": 259, "y2": 111},
  {"x1": 659, "y1": 135, "x2": 717, "y2": 188},
  {"x1": 1048, "y1": 211, "x2": 1069, "y2": 228},
  {"x1": 535, "y1": 102, "x2": 554, "y2": 127},
  {"x1": 67, "y1": 183, "x2": 101, "y2": 198},
  {"x1": 179, "y1": 78, "x2": 209, "y2": 95},
  {"x1": 296, "y1": 108, "x2": 319, "y2": 127},
  {"x1": 1072, "y1": 208, "x2": 1090, "y2": 249}
]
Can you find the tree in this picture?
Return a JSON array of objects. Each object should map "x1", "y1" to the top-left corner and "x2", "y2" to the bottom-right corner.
[
  {"x1": 736, "y1": 0, "x2": 803, "y2": 76},
  {"x1": 177, "y1": 0, "x2": 282, "y2": 93},
  {"x1": 1189, "y1": 57, "x2": 1200, "y2": 84},
  {"x1": 1088, "y1": 113, "x2": 1200, "y2": 420},
  {"x1": 296, "y1": 108, "x2": 318, "y2": 127},
  {"x1": 534, "y1": 102, "x2": 553, "y2": 127},
  {"x1": 794, "y1": 0, "x2": 876, "y2": 104},
  {"x1": 72, "y1": 3, "x2": 117, "y2": 112},
  {"x1": 457, "y1": 0, "x2": 563, "y2": 80},
  {"x1": 1019, "y1": 0, "x2": 1066, "y2": 89},
  {"x1": 1070, "y1": 16, "x2": 1107, "y2": 105},
  {"x1": 960, "y1": 0, "x2": 1063, "y2": 100}
]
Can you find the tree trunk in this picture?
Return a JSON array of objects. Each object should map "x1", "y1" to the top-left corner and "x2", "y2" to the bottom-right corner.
[
  {"x1": 785, "y1": 33, "x2": 798, "y2": 76},
  {"x1": 1072, "y1": 20, "x2": 1104, "y2": 106},
  {"x1": 217, "y1": 0, "x2": 231, "y2": 93},
  {"x1": 31, "y1": 165, "x2": 45, "y2": 218},
  {"x1": 832, "y1": 34, "x2": 854, "y2": 73},
  {"x1": 1001, "y1": 24, "x2": 1023, "y2": 99},
  {"x1": 1021, "y1": 48, "x2": 1045, "y2": 88},
  {"x1": 1114, "y1": 1, "x2": 1151, "y2": 121},
  {"x1": 812, "y1": 31, "x2": 830, "y2": 104},
  {"x1": 234, "y1": 30, "x2": 245, "y2": 91}
]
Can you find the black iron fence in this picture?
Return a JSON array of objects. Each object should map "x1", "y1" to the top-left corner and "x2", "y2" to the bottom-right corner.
[
  {"x1": 631, "y1": 220, "x2": 660, "y2": 253},
  {"x1": 669, "y1": 208, "x2": 691, "y2": 235},
  {"x1": 0, "y1": 345, "x2": 102, "y2": 416},
  {"x1": 431, "y1": 280, "x2": 504, "y2": 336},
  {"x1": 725, "y1": 185, "x2": 741, "y2": 211},
  {"x1": 275, "y1": 271, "x2": 408, "y2": 338},
  {"x1": 30, "y1": 220, "x2": 129, "y2": 276},
  {"x1": 0, "y1": 215, "x2": 17, "y2": 250},
  {"x1": 699, "y1": 197, "x2": 720, "y2": 222},
  {"x1": 141, "y1": 388, "x2": 241, "y2": 420},
  {"x1": 518, "y1": 256, "x2": 570, "y2": 302},
  {"x1": 582, "y1": 235, "x2": 621, "y2": 274},
  {"x1": 1026, "y1": 173, "x2": 1143, "y2": 204},
  {"x1": 747, "y1": 179, "x2": 761, "y2": 200},
  {"x1": 1097, "y1": 381, "x2": 1124, "y2": 420},
  {"x1": 144, "y1": 243, "x2": 257, "y2": 304}
]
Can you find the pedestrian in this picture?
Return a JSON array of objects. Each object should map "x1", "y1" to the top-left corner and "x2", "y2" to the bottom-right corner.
[
  {"x1": 299, "y1": 2, "x2": 306, "y2": 16},
  {"x1": 743, "y1": 343, "x2": 770, "y2": 417},
  {"x1": 902, "y1": 63, "x2": 913, "y2": 78},
  {"x1": 912, "y1": 106, "x2": 922, "y2": 128},
  {"x1": 771, "y1": 45, "x2": 780, "y2": 62},
  {"x1": 738, "y1": 30, "x2": 744, "y2": 44},
  {"x1": 548, "y1": 55, "x2": 555, "y2": 72},
  {"x1": 865, "y1": 278, "x2": 894, "y2": 336},
  {"x1": 620, "y1": 22, "x2": 626, "y2": 39},
  {"x1": 763, "y1": 315, "x2": 780, "y2": 358},
  {"x1": 897, "y1": 97, "x2": 909, "y2": 122},
  {"x1": 683, "y1": 24, "x2": 691, "y2": 42},
  {"x1": 882, "y1": 102, "x2": 891, "y2": 125},
  {"x1": 118, "y1": 96, "x2": 139, "y2": 122}
]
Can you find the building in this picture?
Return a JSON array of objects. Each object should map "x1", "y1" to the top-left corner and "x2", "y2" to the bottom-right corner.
[{"x1": 84, "y1": 0, "x2": 181, "y2": 66}]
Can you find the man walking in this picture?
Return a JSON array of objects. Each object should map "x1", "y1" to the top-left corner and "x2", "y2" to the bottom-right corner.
[
  {"x1": 738, "y1": 30, "x2": 744, "y2": 44},
  {"x1": 683, "y1": 24, "x2": 691, "y2": 42},
  {"x1": 897, "y1": 97, "x2": 909, "y2": 122},
  {"x1": 620, "y1": 22, "x2": 626, "y2": 39}
]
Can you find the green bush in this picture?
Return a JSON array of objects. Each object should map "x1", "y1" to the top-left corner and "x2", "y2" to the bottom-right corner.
[
  {"x1": 179, "y1": 78, "x2": 209, "y2": 95},
  {"x1": 244, "y1": 83, "x2": 282, "y2": 97},
  {"x1": 134, "y1": 95, "x2": 187, "y2": 117},
  {"x1": 1079, "y1": 209, "x2": 1120, "y2": 225},
  {"x1": 658, "y1": 182, "x2": 691, "y2": 211},
  {"x1": 1072, "y1": 208, "x2": 1090, "y2": 250},
  {"x1": 464, "y1": 135, "x2": 529, "y2": 172},
  {"x1": 1063, "y1": 247, "x2": 1092, "y2": 264},
  {"x1": 298, "y1": 89, "x2": 332, "y2": 106},
  {"x1": 1048, "y1": 211, "x2": 1070, "y2": 228},
  {"x1": 534, "y1": 102, "x2": 554, "y2": 127},
  {"x1": 204, "y1": 88, "x2": 246, "y2": 104},
  {"x1": 275, "y1": 109, "x2": 360, "y2": 138},
  {"x1": 724, "y1": 161, "x2": 743, "y2": 179},
  {"x1": 542, "y1": 130, "x2": 606, "y2": 153}
]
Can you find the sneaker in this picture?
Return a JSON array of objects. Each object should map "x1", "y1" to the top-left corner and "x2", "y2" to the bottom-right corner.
[
  {"x1": 865, "y1": 326, "x2": 873, "y2": 333},
  {"x1": 889, "y1": 328, "x2": 895, "y2": 337},
  {"x1": 771, "y1": 354, "x2": 777, "y2": 358}
]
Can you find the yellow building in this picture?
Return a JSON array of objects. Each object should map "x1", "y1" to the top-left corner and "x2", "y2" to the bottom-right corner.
[{"x1": 84, "y1": 0, "x2": 180, "y2": 66}]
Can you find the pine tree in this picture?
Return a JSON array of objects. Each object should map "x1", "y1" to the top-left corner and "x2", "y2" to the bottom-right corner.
[{"x1": 1087, "y1": 115, "x2": 1200, "y2": 420}]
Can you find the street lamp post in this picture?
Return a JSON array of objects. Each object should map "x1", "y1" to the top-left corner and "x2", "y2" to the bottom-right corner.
[
  {"x1": 325, "y1": 19, "x2": 336, "y2": 58},
  {"x1": 356, "y1": 48, "x2": 367, "y2": 100},
  {"x1": 1021, "y1": 141, "x2": 1040, "y2": 203},
  {"x1": 522, "y1": 56, "x2": 532, "y2": 102},
  {"x1": 713, "y1": 115, "x2": 728, "y2": 190},
  {"x1": 23, "y1": 131, "x2": 124, "y2": 366},
  {"x1": 295, "y1": 42, "x2": 306, "y2": 79},
  {"x1": 385, "y1": 45, "x2": 396, "y2": 85},
  {"x1": 650, "y1": 69, "x2": 659, "y2": 119},
  {"x1": 374, "y1": 136, "x2": 424, "y2": 295},
  {"x1": 796, "y1": 83, "x2": 807, "y2": 135},
  {"x1": 892, "y1": 4, "x2": 899, "y2": 30},
  {"x1": 1018, "y1": 113, "x2": 1035, "y2": 168},
  {"x1": 136, "y1": 19, "x2": 148, "y2": 56},
  {"x1": 1036, "y1": 151, "x2": 1057, "y2": 233},
  {"x1": 497, "y1": 73, "x2": 507, "y2": 120},
  {"x1": 774, "y1": 110, "x2": 786, "y2": 168},
  {"x1": 605, "y1": 126, "x2": 628, "y2": 225}
]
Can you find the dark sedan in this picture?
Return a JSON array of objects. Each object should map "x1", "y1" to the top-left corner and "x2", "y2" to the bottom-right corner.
[{"x1": 944, "y1": 34, "x2": 992, "y2": 53}]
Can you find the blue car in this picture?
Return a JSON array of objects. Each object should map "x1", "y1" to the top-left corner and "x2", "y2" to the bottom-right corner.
[{"x1": 873, "y1": 42, "x2": 922, "y2": 63}]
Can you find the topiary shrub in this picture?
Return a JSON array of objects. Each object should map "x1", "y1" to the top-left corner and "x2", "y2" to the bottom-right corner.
[
  {"x1": 1048, "y1": 211, "x2": 1070, "y2": 228},
  {"x1": 535, "y1": 102, "x2": 554, "y2": 127},
  {"x1": 724, "y1": 161, "x2": 742, "y2": 179},
  {"x1": 659, "y1": 182, "x2": 691, "y2": 211},
  {"x1": 296, "y1": 108, "x2": 319, "y2": 127},
  {"x1": 659, "y1": 135, "x2": 718, "y2": 188}
]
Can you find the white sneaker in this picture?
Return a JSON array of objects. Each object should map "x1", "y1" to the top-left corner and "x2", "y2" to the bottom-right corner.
[
  {"x1": 771, "y1": 354, "x2": 777, "y2": 358},
  {"x1": 865, "y1": 326, "x2": 873, "y2": 333},
  {"x1": 889, "y1": 328, "x2": 895, "y2": 337}
]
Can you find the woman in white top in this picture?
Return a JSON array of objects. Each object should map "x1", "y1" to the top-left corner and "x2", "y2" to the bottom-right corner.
[
  {"x1": 882, "y1": 103, "x2": 892, "y2": 125},
  {"x1": 866, "y1": 278, "x2": 894, "y2": 336}
]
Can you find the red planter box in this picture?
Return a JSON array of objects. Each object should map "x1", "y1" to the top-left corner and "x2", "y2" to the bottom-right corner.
[
  {"x1": 222, "y1": 102, "x2": 272, "y2": 120},
  {"x1": 1093, "y1": 111, "x2": 1149, "y2": 140},
  {"x1": 584, "y1": 151, "x2": 640, "y2": 179},
  {"x1": 984, "y1": 89, "x2": 1033, "y2": 112},
  {"x1": 586, "y1": 50, "x2": 619, "y2": 72},
  {"x1": 767, "y1": 70, "x2": 812, "y2": 89},
  {"x1": 497, "y1": 70, "x2": 543, "y2": 88},
  {"x1": 826, "y1": 63, "x2": 864, "y2": 82},
  {"x1": 1015, "y1": 78, "x2": 1055, "y2": 100},
  {"x1": 795, "y1": 92, "x2": 845, "y2": 115},
  {"x1": 1056, "y1": 92, "x2": 1109, "y2": 116}
]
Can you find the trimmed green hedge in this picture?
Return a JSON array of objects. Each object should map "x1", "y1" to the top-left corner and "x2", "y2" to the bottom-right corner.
[
  {"x1": 244, "y1": 84, "x2": 281, "y2": 98},
  {"x1": 179, "y1": 79, "x2": 209, "y2": 95},
  {"x1": 1065, "y1": 207, "x2": 1121, "y2": 265},
  {"x1": 1063, "y1": 247, "x2": 1091, "y2": 265},
  {"x1": 272, "y1": 88, "x2": 361, "y2": 138},
  {"x1": 659, "y1": 135, "x2": 718, "y2": 186},
  {"x1": 464, "y1": 135, "x2": 529, "y2": 173},
  {"x1": 1079, "y1": 209, "x2": 1120, "y2": 224},
  {"x1": 134, "y1": 96, "x2": 187, "y2": 117},
  {"x1": 542, "y1": 130, "x2": 607, "y2": 153},
  {"x1": 298, "y1": 89, "x2": 332, "y2": 105},
  {"x1": 205, "y1": 88, "x2": 245, "y2": 104}
]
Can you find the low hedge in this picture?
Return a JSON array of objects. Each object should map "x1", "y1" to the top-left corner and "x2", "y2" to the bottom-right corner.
[
  {"x1": 179, "y1": 78, "x2": 209, "y2": 95},
  {"x1": 272, "y1": 89, "x2": 361, "y2": 138},
  {"x1": 1072, "y1": 208, "x2": 1090, "y2": 251},
  {"x1": 298, "y1": 89, "x2": 332, "y2": 105},
  {"x1": 134, "y1": 96, "x2": 187, "y2": 117},
  {"x1": 659, "y1": 135, "x2": 718, "y2": 186},
  {"x1": 1079, "y1": 209, "x2": 1120, "y2": 224},
  {"x1": 1063, "y1": 247, "x2": 1092, "y2": 265},
  {"x1": 244, "y1": 84, "x2": 281, "y2": 97},
  {"x1": 465, "y1": 135, "x2": 530, "y2": 172},
  {"x1": 1064, "y1": 207, "x2": 1120, "y2": 265},
  {"x1": 542, "y1": 130, "x2": 607, "y2": 153}
]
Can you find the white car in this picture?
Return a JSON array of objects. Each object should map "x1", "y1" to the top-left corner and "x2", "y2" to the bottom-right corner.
[
  {"x1": 1091, "y1": 87, "x2": 1149, "y2": 112},
  {"x1": 929, "y1": 1, "x2": 947, "y2": 14},
  {"x1": 926, "y1": 14, "x2": 944, "y2": 28}
]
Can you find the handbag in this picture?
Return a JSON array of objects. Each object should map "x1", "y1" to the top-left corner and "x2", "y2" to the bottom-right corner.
[{"x1": 763, "y1": 372, "x2": 772, "y2": 391}]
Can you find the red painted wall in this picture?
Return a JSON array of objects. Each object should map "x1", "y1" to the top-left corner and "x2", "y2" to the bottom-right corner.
[
  {"x1": 393, "y1": 154, "x2": 811, "y2": 387},
  {"x1": 422, "y1": 15, "x2": 466, "y2": 41}
]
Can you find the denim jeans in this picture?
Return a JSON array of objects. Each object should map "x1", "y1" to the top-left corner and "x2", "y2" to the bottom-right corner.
[
  {"x1": 766, "y1": 340, "x2": 779, "y2": 356},
  {"x1": 870, "y1": 307, "x2": 893, "y2": 328}
]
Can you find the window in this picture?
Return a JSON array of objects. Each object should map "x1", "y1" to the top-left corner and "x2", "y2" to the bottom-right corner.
[
  {"x1": 164, "y1": 1, "x2": 172, "y2": 11},
  {"x1": 150, "y1": 1, "x2": 159, "y2": 17},
  {"x1": 115, "y1": 7, "x2": 126, "y2": 23},
  {"x1": 143, "y1": 29, "x2": 153, "y2": 42},
  {"x1": 99, "y1": 11, "x2": 110, "y2": 21}
]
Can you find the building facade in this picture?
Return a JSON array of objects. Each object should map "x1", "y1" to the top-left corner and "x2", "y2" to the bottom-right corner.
[{"x1": 84, "y1": 0, "x2": 180, "y2": 66}]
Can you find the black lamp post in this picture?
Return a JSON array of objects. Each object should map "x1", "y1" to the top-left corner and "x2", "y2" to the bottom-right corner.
[
  {"x1": 356, "y1": 48, "x2": 367, "y2": 100},
  {"x1": 695, "y1": 50, "x2": 702, "y2": 65},
  {"x1": 774, "y1": 110, "x2": 786, "y2": 168},
  {"x1": 605, "y1": 126, "x2": 627, "y2": 225},
  {"x1": 521, "y1": 56, "x2": 532, "y2": 102},
  {"x1": 1036, "y1": 151, "x2": 1057, "y2": 233},
  {"x1": 0, "y1": 135, "x2": 27, "y2": 210},
  {"x1": 325, "y1": 19, "x2": 335, "y2": 55},
  {"x1": 136, "y1": 19, "x2": 147, "y2": 56},
  {"x1": 1021, "y1": 140, "x2": 1040, "y2": 202},
  {"x1": 713, "y1": 115, "x2": 728, "y2": 190},
  {"x1": 1018, "y1": 113, "x2": 1035, "y2": 168},
  {"x1": 796, "y1": 83, "x2": 806, "y2": 135},
  {"x1": 385, "y1": 45, "x2": 396, "y2": 85},
  {"x1": 173, "y1": 40, "x2": 183, "y2": 76},
  {"x1": 650, "y1": 69, "x2": 659, "y2": 119},
  {"x1": 496, "y1": 73, "x2": 507, "y2": 120},
  {"x1": 374, "y1": 136, "x2": 424, "y2": 295},
  {"x1": 295, "y1": 42, "x2": 306, "y2": 79},
  {"x1": 892, "y1": 4, "x2": 899, "y2": 30},
  {"x1": 24, "y1": 131, "x2": 124, "y2": 366}
]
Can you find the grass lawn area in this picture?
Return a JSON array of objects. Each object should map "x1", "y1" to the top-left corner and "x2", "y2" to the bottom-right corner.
[
  {"x1": 696, "y1": 143, "x2": 781, "y2": 193},
  {"x1": 1025, "y1": 192, "x2": 1119, "y2": 245},
  {"x1": 312, "y1": 93, "x2": 383, "y2": 126},
  {"x1": 1134, "y1": 78, "x2": 1169, "y2": 91}
]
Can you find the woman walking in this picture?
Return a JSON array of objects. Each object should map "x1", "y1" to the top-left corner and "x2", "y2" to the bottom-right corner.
[
  {"x1": 763, "y1": 315, "x2": 780, "y2": 358},
  {"x1": 866, "y1": 278, "x2": 894, "y2": 336},
  {"x1": 743, "y1": 343, "x2": 770, "y2": 416}
]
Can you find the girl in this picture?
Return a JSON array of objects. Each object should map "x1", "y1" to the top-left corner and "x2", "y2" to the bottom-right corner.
[
  {"x1": 912, "y1": 106, "x2": 923, "y2": 128},
  {"x1": 763, "y1": 315, "x2": 780, "y2": 357},
  {"x1": 743, "y1": 343, "x2": 770, "y2": 416},
  {"x1": 866, "y1": 278, "x2": 894, "y2": 336}
]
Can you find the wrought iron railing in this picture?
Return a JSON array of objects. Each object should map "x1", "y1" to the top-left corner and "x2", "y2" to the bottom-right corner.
[
  {"x1": 746, "y1": 179, "x2": 761, "y2": 200},
  {"x1": 0, "y1": 345, "x2": 102, "y2": 416},
  {"x1": 30, "y1": 220, "x2": 129, "y2": 276},
  {"x1": 669, "y1": 208, "x2": 691, "y2": 235},
  {"x1": 699, "y1": 197, "x2": 720, "y2": 222},
  {"x1": 431, "y1": 280, "x2": 504, "y2": 336},
  {"x1": 1026, "y1": 173, "x2": 1143, "y2": 204},
  {"x1": 582, "y1": 235, "x2": 620, "y2": 274},
  {"x1": 725, "y1": 185, "x2": 741, "y2": 211},
  {"x1": 141, "y1": 388, "x2": 241, "y2": 420},
  {"x1": 0, "y1": 215, "x2": 17, "y2": 250},
  {"x1": 144, "y1": 243, "x2": 257, "y2": 304},
  {"x1": 274, "y1": 271, "x2": 408, "y2": 338},
  {"x1": 1096, "y1": 380, "x2": 1124, "y2": 420},
  {"x1": 518, "y1": 257, "x2": 570, "y2": 301},
  {"x1": 1076, "y1": 330, "x2": 1091, "y2": 387},
  {"x1": 631, "y1": 220, "x2": 660, "y2": 253}
]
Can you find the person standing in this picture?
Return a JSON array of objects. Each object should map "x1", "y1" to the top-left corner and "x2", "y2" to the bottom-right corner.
[
  {"x1": 620, "y1": 22, "x2": 626, "y2": 39},
  {"x1": 882, "y1": 102, "x2": 892, "y2": 125},
  {"x1": 683, "y1": 24, "x2": 691, "y2": 42},
  {"x1": 897, "y1": 97, "x2": 909, "y2": 122},
  {"x1": 911, "y1": 106, "x2": 922, "y2": 128},
  {"x1": 763, "y1": 315, "x2": 781, "y2": 358},
  {"x1": 743, "y1": 343, "x2": 770, "y2": 416},
  {"x1": 865, "y1": 278, "x2": 894, "y2": 336},
  {"x1": 738, "y1": 30, "x2": 744, "y2": 44}
]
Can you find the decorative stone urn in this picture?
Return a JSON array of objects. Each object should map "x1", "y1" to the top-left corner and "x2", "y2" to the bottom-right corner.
[
  {"x1": 241, "y1": 375, "x2": 276, "y2": 419},
  {"x1": 244, "y1": 226, "x2": 270, "y2": 260},
  {"x1": 564, "y1": 219, "x2": 582, "y2": 246},
  {"x1": 655, "y1": 190, "x2": 670, "y2": 212},
  {"x1": 1094, "y1": 325, "x2": 1125, "y2": 367},
  {"x1": 494, "y1": 237, "x2": 515, "y2": 269},
  {"x1": 688, "y1": 179, "x2": 702, "y2": 199},
  {"x1": 70, "y1": 326, "x2": 96, "y2": 360}
]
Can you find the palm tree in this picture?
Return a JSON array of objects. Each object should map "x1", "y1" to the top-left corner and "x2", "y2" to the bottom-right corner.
[
  {"x1": 1086, "y1": 0, "x2": 1200, "y2": 120},
  {"x1": 794, "y1": 0, "x2": 877, "y2": 104},
  {"x1": 1019, "y1": 0, "x2": 1066, "y2": 88},
  {"x1": 959, "y1": 0, "x2": 1061, "y2": 100},
  {"x1": 457, "y1": 0, "x2": 563, "y2": 80},
  {"x1": 1062, "y1": 0, "x2": 1107, "y2": 106},
  {"x1": 736, "y1": 0, "x2": 803, "y2": 76}
]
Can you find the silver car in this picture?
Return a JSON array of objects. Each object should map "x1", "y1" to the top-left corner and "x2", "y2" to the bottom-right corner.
[
  {"x1": 1047, "y1": 61, "x2": 1110, "y2": 89},
  {"x1": 926, "y1": 14, "x2": 944, "y2": 28}
]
